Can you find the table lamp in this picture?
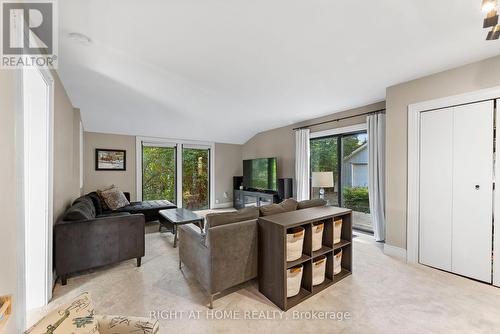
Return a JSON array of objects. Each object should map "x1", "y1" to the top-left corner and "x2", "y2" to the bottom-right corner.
[{"x1": 312, "y1": 172, "x2": 334, "y2": 200}]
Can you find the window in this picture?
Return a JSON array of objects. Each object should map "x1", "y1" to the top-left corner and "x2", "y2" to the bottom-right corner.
[
  {"x1": 138, "y1": 138, "x2": 213, "y2": 210},
  {"x1": 310, "y1": 136, "x2": 339, "y2": 206},
  {"x1": 182, "y1": 147, "x2": 210, "y2": 210},
  {"x1": 310, "y1": 130, "x2": 372, "y2": 232},
  {"x1": 142, "y1": 144, "x2": 177, "y2": 203}
]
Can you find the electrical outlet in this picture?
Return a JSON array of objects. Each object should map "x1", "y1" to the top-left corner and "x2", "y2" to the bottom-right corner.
[{"x1": 215, "y1": 199, "x2": 220, "y2": 204}]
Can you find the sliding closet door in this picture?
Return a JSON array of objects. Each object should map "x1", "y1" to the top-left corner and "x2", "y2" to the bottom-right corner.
[
  {"x1": 419, "y1": 108, "x2": 453, "y2": 271},
  {"x1": 495, "y1": 99, "x2": 500, "y2": 287},
  {"x1": 452, "y1": 101, "x2": 493, "y2": 283}
]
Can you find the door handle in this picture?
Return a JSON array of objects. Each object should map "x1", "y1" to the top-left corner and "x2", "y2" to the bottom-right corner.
[{"x1": 475, "y1": 185, "x2": 480, "y2": 190}]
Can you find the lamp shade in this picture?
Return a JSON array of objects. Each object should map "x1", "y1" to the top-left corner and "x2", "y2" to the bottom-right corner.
[
  {"x1": 482, "y1": 0, "x2": 497, "y2": 13},
  {"x1": 312, "y1": 172, "x2": 334, "y2": 188}
]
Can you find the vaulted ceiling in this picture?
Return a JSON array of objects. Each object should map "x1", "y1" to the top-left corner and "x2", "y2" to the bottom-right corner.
[{"x1": 59, "y1": 0, "x2": 500, "y2": 144}]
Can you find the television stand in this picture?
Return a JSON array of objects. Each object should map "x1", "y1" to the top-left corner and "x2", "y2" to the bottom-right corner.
[{"x1": 234, "y1": 189, "x2": 280, "y2": 209}]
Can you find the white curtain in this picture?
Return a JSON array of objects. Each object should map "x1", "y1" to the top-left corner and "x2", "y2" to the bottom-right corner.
[
  {"x1": 295, "y1": 129, "x2": 310, "y2": 201},
  {"x1": 367, "y1": 114, "x2": 386, "y2": 242}
]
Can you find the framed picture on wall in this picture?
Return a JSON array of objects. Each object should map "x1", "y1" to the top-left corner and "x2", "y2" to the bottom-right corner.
[{"x1": 95, "y1": 149, "x2": 126, "y2": 171}]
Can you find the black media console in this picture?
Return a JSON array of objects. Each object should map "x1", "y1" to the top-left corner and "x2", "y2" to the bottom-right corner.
[{"x1": 233, "y1": 177, "x2": 293, "y2": 209}]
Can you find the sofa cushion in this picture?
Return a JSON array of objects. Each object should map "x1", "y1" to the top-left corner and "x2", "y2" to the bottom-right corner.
[
  {"x1": 64, "y1": 198, "x2": 96, "y2": 221},
  {"x1": 87, "y1": 192, "x2": 103, "y2": 216},
  {"x1": 97, "y1": 212, "x2": 131, "y2": 218},
  {"x1": 115, "y1": 200, "x2": 175, "y2": 214},
  {"x1": 259, "y1": 198, "x2": 298, "y2": 216},
  {"x1": 205, "y1": 207, "x2": 259, "y2": 229},
  {"x1": 25, "y1": 292, "x2": 98, "y2": 334},
  {"x1": 73, "y1": 196, "x2": 96, "y2": 213},
  {"x1": 297, "y1": 198, "x2": 327, "y2": 210},
  {"x1": 280, "y1": 198, "x2": 299, "y2": 211},
  {"x1": 98, "y1": 186, "x2": 130, "y2": 210}
]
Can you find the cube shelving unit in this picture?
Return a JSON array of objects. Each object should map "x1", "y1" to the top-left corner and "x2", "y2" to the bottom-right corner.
[{"x1": 258, "y1": 206, "x2": 352, "y2": 311}]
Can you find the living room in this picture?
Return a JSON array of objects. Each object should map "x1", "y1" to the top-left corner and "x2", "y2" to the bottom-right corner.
[{"x1": 2, "y1": 1, "x2": 500, "y2": 334}]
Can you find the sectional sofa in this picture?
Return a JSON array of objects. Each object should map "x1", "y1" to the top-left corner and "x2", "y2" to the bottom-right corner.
[
  {"x1": 54, "y1": 191, "x2": 176, "y2": 285},
  {"x1": 178, "y1": 198, "x2": 327, "y2": 308}
]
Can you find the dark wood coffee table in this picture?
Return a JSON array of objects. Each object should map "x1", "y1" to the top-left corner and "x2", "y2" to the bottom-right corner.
[{"x1": 159, "y1": 208, "x2": 204, "y2": 247}]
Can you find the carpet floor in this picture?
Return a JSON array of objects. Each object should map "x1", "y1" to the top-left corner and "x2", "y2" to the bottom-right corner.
[{"x1": 29, "y1": 229, "x2": 500, "y2": 334}]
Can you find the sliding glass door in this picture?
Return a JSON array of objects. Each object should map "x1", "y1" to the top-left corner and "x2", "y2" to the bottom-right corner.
[
  {"x1": 182, "y1": 147, "x2": 210, "y2": 210},
  {"x1": 310, "y1": 131, "x2": 372, "y2": 232},
  {"x1": 142, "y1": 144, "x2": 177, "y2": 203},
  {"x1": 310, "y1": 137, "x2": 339, "y2": 206},
  {"x1": 140, "y1": 141, "x2": 211, "y2": 210}
]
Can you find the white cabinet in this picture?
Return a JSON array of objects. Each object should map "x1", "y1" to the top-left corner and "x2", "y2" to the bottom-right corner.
[{"x1": 419, "y1": 100, "x2": 494, "y2": 283}]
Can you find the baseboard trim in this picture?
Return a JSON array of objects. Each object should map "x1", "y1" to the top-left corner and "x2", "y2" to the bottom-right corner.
[
  {"x1": 384, "y1": 244, "x2": 407, "y2": 261},
  {"x1": 212, "y1": 202, "x2": 233, "y2": 209}
]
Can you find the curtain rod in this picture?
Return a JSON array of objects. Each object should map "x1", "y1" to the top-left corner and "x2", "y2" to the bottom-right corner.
[{"x1": 293, "y1": 108, "x2": 386, "y2": 131}]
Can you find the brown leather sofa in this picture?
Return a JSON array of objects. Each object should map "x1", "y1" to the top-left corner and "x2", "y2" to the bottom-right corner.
[{"x1": 55, "y1": 192, "x2": 175, "y2": 285}]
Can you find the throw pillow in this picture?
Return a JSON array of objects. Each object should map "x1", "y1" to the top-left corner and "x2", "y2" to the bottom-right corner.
[
  {"x1": 97, "y1": 185, "x2": 116, "y2": 211},
  {"x1": 95, "y1": 315, "x2": 159, "y2": 334},
  {"x1": 99, "y1": 186, "x2": 130, "y2": 211},
  {"x1": 25, "y1": 292, "x2": 99, "y2": 334},
  {"x1": 297, "y1": 198, "x2": 327, "y2": 210}
]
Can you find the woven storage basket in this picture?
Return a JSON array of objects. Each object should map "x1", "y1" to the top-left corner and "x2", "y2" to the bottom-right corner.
[
  {"x1": 287, "y1": 265, "x2": 303, "y2": 297},
  {"x1": 312, "y1": 256, "x2": 327, "y2": 286},
  {"x1": 312, "y1": 222, "x2": 324, "y2": 251},
  {"x1": 286, "y1": 227, "x2": 305, "y2": 262},
  {"x1": 334, "y1": 219, "x2": 343, "y2": 244},
  {"x1": 334, "y1": 249, "x2": 343, "y2": 275}
]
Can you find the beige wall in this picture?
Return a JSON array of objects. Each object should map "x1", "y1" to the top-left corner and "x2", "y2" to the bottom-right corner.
[
  {"x1": 53, "y1": 72, "x2": 82, "y2": 221},
  {"x1": 242, "y1": 101, "x2": 386, "y2": 179},
  {"x1": 385, "y1": 55, "x2": 500, "y2": 249},
  {"x1": 83, "y1": 133, "x2": 242, "y2": 205},
  {"x1": 214, "y1": 143, "x2": 243, "y2": 205},
  {"x1": 243, "y1": 55, "x2": 500, "y2": 250},
  {"x1": 0, "y1": 70, "x2": 18, "y2": 333},
  {"x1": 83, "y1": 132, "x2": 137, "y2": 200}
]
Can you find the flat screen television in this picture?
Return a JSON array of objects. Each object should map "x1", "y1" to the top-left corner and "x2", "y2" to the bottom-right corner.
[{"x1": 243, "y1": 157, "x2": 278, "y2": 191}]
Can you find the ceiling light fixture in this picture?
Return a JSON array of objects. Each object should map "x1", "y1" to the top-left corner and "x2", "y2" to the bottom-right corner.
[
  {"x1": 67, "y1": 32, "x2": 91, "y2": 43},
  {"x1": 482, "y1": 0, "x2": 497, "y2": 13},
  {"x1": 482, "y1": 1, "x2": 499, "y2": 40},
  {"x1": 484, "y1": 9, "x2": 499, "y2": 27},
  {"x1": 486, "y1": 25, "x2": 500, "y2": 40}
]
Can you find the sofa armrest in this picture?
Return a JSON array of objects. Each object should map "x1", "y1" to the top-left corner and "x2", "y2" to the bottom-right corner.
[
  {"x1": 56, "y1": 212, "x2": 143, "y2": 226},
  {"x1": 178, "y1": 224, "x2": 212, "y2": 292},
  {"x1": 96, "y1": 315, "x2": 159, "y2": 334},
  {"x1": 206, "y1": 219, "x2": 258, "y2": 293}
]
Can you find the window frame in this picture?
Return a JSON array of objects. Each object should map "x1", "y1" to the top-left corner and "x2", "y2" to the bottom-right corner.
[
  {"x1": 141, "y1": 142, "x2": 178, "y2": 204},
  {"x1": 309, "y1": 125, "x2": 368, "y2": 207},
  {"x1": 136, "y1": 136, "x2": 215, "y2": 209}
]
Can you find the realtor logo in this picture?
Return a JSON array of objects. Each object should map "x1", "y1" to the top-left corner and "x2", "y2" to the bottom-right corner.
[{"x1": 1, "y1": 0, "x2": 58, "y2": 68}]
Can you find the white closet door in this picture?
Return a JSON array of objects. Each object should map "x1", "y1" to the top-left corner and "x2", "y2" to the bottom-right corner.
[
  {"x1": 452, "y1": 101, "x2": 493, "y2": 283},
  {"x1": 495, "y1": 100, "x2": 500, "y2": 287},
  {"x1": 419, "y1": 108, "x2": 453, "y2": 271}
]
